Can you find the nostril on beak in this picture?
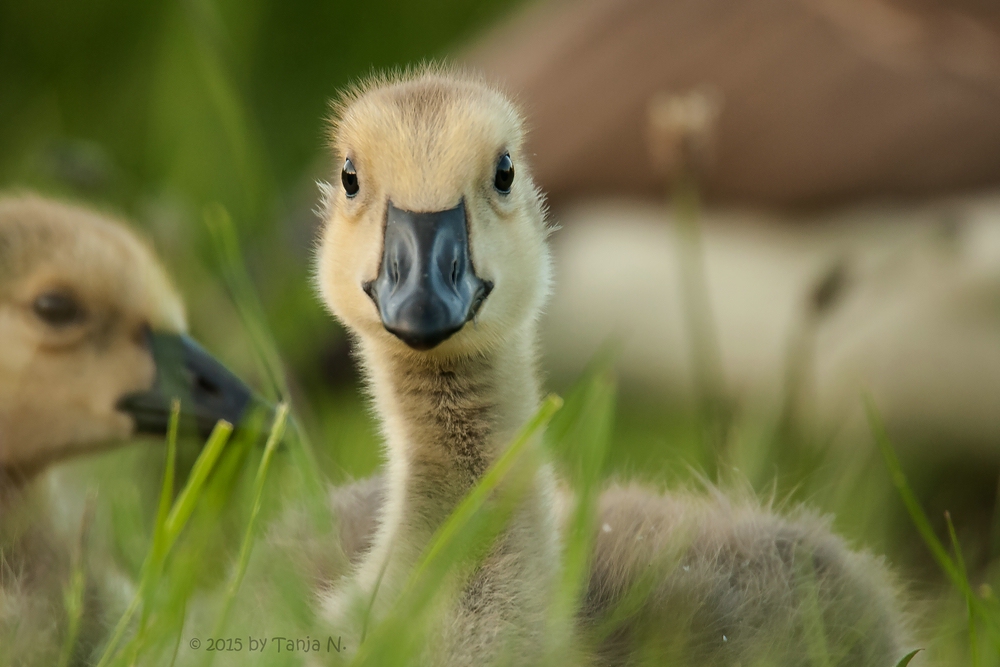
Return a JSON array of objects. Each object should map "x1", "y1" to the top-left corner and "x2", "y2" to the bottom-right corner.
[
  {"x1": 451, "y1": 258, "x2": 459, "y2": 286},
  {"x1": 363, "y1": 280, "x2": 379, "y2": 307},
  {"x1": 469, "y1": 281, "x2": 494, "y2": 320},
  {"x1": 196, "y1": 374, "x2": 222, "y2": 397}
]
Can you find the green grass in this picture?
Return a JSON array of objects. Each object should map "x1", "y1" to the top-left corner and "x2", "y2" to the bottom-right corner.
[
  {"x1": 45, "y1": 340, "x2": 995, "y2": 666},
  {"x1": 868, "y1": 399, "x2": 1000, "y2": 664},
  {"x1": 95, "y1": 417, "x2": 234, "y2": 667}
]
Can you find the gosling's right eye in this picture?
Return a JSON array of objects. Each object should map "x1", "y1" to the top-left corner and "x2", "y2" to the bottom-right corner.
[
  {"x1": 33, "y1": 291, "x2": 85, "y2": 328},
  {"x1": 342, "y1": 158, "x2": 359, "y2": 197},
  {"x1": 494, "y1": 153, "x2": 514, "y2": 194}
]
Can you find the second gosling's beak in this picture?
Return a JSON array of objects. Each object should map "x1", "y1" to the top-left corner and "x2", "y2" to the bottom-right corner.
[
  {"x1": 365, "y1": 201, "x2": 492, "y2": 350},
  {"x1": 117, "y1": 332, "x2": 264, "y2": 437}
]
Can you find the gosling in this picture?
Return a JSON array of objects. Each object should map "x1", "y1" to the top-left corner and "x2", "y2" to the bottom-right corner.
[
  {"x1": 0, "y1": 193, "x2": 257, "y2": 665},
  {"x1": 316, "y1": 68, "x2": 558, "y2": 665},
  {"x1": 314, "y1": 68, "x2": 909, "y2": 666}
]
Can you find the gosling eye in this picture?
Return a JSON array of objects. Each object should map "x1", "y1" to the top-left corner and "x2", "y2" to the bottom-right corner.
[
  {"x1": 494, "y1": 153, "x2": 514, "y2": 194},
  {"x1": 33, "y1": 291, "x2": 85, "y2": 328},
  {"x1": 342, "y1": 157, "x2": 359, "y2": 198}
]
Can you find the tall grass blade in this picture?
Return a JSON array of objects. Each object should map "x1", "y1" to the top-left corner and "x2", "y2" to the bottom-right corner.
[
  {"x1": 203, "y1": 204, "x2": 329, "y2": 515},
  {"x1": 208, "y1": 403, "x2": 289, "y2": 651},
  {"x1": 895, "y1": 648, "x2": 923, "y2": 667},
  {"x1": 866, "y1": 396, "x2": 1000, "y2": 654},
  {"x1": 865, "y1": 397, "x2": 968, "y2": 594},
  {"x1": 204, "y1": 203, "x2": 286, "y2": 401},
  {"x1": 945, "y1": 511, "x2": 980, "y2": 667},
  {"x1": 544, "y1": 355, "x2": 617, "y2": 661},
  {"x1": 57, "y1": 490, "x2": 96, "y2": 667},
  {"x1": 163, "y1": 421, "x2": 235, "y2": 544},
  {"x1": 156, "y1": 400, "x2": 182, "y2": 542},
  {"x1": 411, "y1": 395, "x2": 561, "y2": 587},
  {"x1": 96, "y1": 420, "x2": 234, "y2": 667},
  {"x1": 670, "y1": 161, "x2": 730, "y2": 466},
  {"x1": 127, "y1": 400, "x2": 181, "y2": 663}
]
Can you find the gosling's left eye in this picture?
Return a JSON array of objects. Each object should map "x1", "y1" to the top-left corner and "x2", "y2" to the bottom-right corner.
[
  {"x1": 494, "y1": 153, "x2": 514, "y2": 194},
  {"x1": 33, "y1": 291, "x2": 85, "y2": 328},
  {"x1": 342, "y1": 158, "x2": 359, "y2": 197}
]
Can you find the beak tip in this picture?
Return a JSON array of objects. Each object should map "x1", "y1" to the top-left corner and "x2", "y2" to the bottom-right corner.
[
  {"x1": 373, "y1": 203, "x2": 490, "y2": 351},
  {"x1": 386, "y1": 323, "x2": 463, "y2": 350},
  {"x1": 118, "y1": 332, "x2": 263, "y2": 437}
]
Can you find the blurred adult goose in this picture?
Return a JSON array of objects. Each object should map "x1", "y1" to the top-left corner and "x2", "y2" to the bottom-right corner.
[
  {"x1": 0, "y1": 193, "x2": 258, "y2": 664},
  {"x1": 314, "y1": 69, "x2": 908, "y2": 666}
]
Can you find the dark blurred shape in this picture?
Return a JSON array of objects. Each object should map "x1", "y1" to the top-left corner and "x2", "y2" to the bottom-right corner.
[
  {"x1": 464, "y1": 0, "x2": 1000, "y2": 208},
  {"x1": 808, "y1": 257, "x2": 850, "y2": 316}
]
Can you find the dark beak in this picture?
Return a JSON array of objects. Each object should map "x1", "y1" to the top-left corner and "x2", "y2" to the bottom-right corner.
[
  {"x1": 117, "y1": 332, "x2": 264, "y2": 438},
  {"x1": 364, "y1": 200, "x2": 492, "y2": 350}
]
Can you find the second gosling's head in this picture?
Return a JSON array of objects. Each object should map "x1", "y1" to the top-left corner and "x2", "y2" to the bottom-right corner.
[
  {"x1": 317, "y1": 68, "x2": 552, "y2": 357},
  {"x1": 0, "y1": 195, "x2": 257, "y2": 479}
]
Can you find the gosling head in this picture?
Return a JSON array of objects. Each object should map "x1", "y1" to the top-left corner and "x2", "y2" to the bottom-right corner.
[
  {"x1": 0, "y1": 194, "x2": 257, "y2": 480},
  {"x1": 317, "y1": 68, "x2": 552, "y2": 358}
]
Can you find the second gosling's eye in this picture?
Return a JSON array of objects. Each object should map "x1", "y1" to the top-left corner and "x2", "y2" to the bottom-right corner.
[
  {"x1": 33, "y1": 291, "x2": 85, "y2": 328},
  {"x1": 342, "y1": 158, "x2": 359, "y2": 197},
  {"x1": 494, "y1": 153, "x2": 514, "y2": 194}
]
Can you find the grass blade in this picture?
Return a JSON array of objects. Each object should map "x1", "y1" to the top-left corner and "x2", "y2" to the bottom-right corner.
[
  {"x1": 865, "y1": 397, "x2": 967, "y2": 593},
  {"x1": 57, "y1": 490, "x2": 96, "y2": 667},
  {"x1": 156, "y1": 400, "x2": 182, "y2": 544},
  {"x1": 96, "y1": 419, "x2": 234, "y2": 667},
  {"x1": 204, "y1": 203, "x2": 286, "y2": 402},
  {"x1": 164, "y1": 420, "x2": 235, "y2": 544},
  {"x1": 127, "y1": 401, "x2": 182, "y2": 663},
  {"x1": 895, "y1": 648, "x2": 923, "y2": 667},
  {"x1": 204, "y1": 204, "x2": 329, "y2": 516},
  {"x1": 209, "y1": 403, "x2": 289, "y2": 646},
  {"x1": 545, "y1": 361, "x2": 617, "y2": 661},
  {"x1": 945, "y1": 511, "x2": 979, "y2": 667},
  {"x1": 866, "y1": 396, "x2": 1000, "y2": 656}
]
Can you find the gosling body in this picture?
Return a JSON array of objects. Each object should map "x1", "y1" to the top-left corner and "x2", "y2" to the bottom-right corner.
[
  {"x1": 323, "y1": 472, "x2": 907, "y2": 665},
  {"x1": 313, "y1": 68, "x2": 908, "y2": 666}
]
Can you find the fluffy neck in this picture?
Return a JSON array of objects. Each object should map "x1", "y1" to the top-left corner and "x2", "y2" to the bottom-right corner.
[
  {"x1": 338, "y1": 324, "x2": 560, "y2": 662},
  {"x1": 360, "y1": 326, "x2": 544, "y2": 553}
]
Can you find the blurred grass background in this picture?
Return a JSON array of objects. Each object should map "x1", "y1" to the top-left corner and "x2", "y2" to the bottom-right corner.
[{"x1": 2, "y1": 0, "x2": 999, "y2": 664}]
